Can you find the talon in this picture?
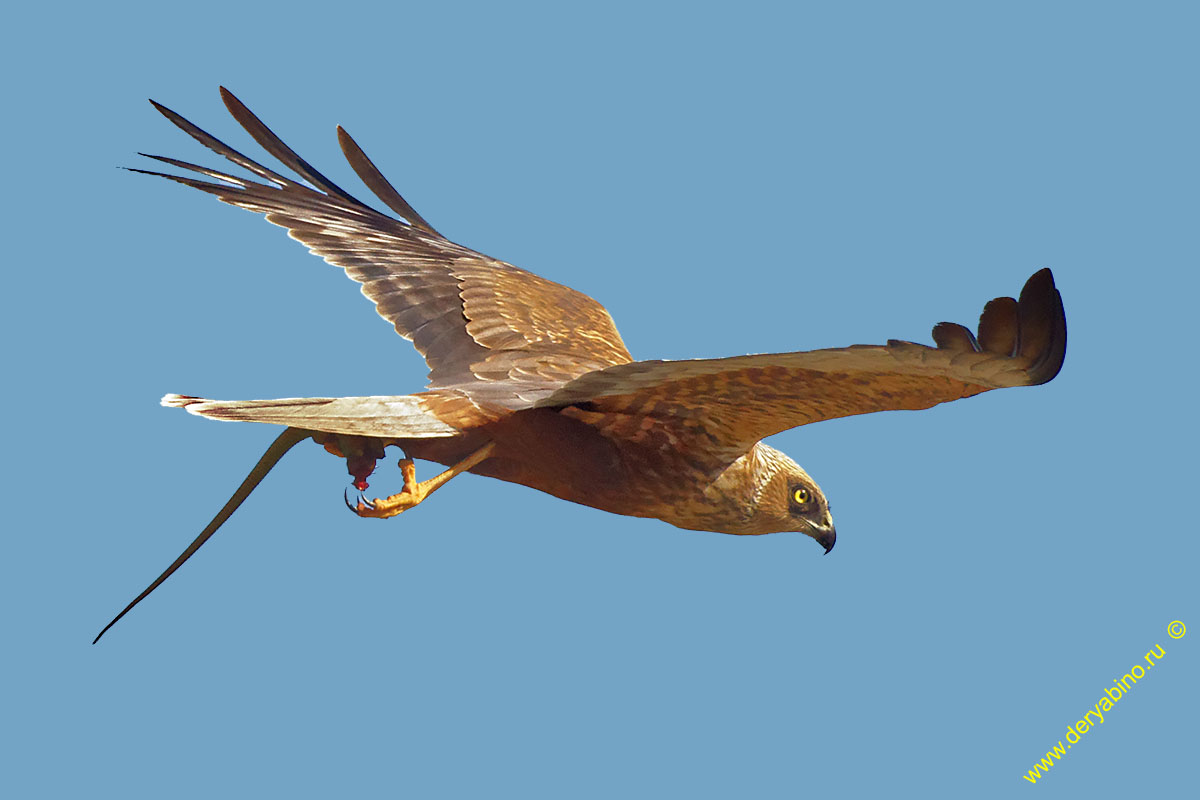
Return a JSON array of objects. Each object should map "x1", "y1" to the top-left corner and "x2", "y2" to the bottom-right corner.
[
  {"x1": 335, "y1": 442, "x2": 492, "y2": 521},
  {"x1": 344, "y1": 488, "x2": 377, "y2": 514}
]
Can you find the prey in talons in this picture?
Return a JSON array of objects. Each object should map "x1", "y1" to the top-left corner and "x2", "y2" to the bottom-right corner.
[{"x1": 345, "y1": 442, "x2": 497, "y2": 519}]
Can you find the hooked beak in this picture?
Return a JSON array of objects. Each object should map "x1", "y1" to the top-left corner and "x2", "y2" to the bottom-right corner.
[{"x1": 808, "y1": 512, "x2": 836, "y2": 554}]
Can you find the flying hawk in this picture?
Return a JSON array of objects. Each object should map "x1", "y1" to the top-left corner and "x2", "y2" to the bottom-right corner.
[{"x1": 94, "y1": 88, "x2": 1067, "y2": 642}]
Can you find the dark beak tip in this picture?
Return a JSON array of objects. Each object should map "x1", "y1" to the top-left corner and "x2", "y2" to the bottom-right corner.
[{"x1": 818, "y1": 527, "x2": 837, "y2": 555}]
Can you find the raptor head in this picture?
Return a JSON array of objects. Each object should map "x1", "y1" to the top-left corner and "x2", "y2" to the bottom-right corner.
[{"x1": 705, "y1": 443, "x2": 836, "y2": 550}]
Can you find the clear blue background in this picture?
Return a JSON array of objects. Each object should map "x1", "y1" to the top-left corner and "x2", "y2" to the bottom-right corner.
[{"x1": 4, "y1": 2, "x2": 1195, "y2": 796}]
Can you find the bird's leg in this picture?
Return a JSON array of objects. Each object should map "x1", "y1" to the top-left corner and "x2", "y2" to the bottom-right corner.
[{"x1": 347, "y1": 441, "x2": 496, "y2": 519}]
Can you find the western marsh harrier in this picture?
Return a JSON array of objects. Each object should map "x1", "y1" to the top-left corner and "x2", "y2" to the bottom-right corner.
[{"x1": 94, "y1": 89, "x2": 1066, "y2": 642}]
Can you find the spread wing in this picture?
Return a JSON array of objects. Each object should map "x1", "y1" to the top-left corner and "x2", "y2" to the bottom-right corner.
[
  {"x1": 134, "y1": 87, "x2": 632, "y2": 407},
  {"x1": 537, "y1": 269, "x2": 1065, "y2": 462}
]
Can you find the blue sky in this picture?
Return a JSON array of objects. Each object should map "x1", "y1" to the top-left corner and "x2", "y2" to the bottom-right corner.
[{"x1": 3, "y1": 2, "x2": 1195, "y2": 797}]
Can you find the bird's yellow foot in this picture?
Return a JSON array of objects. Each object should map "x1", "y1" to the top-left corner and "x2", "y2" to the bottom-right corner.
[
  {"x1": 345, "y1": 459, "x2": 424, "y2": 519},
  {"x1": 343, "y1": 443, "x2": 496, "y2": 520}
]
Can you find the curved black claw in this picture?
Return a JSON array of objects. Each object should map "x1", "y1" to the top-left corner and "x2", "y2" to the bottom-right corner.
[{"x1": 343, "y1": 488, "x2": 376, "y2": 513}]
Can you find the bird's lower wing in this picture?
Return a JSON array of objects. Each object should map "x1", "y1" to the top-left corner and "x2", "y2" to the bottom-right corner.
[
  {"x1": 537, "y1": 269, "x2": 1065, "y2": 457},
  {"x1": 162, "y1": 392, "x2": 499, "y2": 438}
]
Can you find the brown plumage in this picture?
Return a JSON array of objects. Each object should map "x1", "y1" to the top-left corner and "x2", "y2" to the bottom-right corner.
[{"x1": 94, "y1": 88, "x2": 1067, "y2": 642}]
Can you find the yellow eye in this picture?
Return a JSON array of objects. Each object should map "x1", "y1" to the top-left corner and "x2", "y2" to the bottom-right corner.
[{"x1": 793, "y1": 488, "x2": 810, "y2": 505}]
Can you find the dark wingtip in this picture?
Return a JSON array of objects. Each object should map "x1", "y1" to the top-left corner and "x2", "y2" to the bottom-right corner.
[
  {"x1": 218, "y1": 86, "x2": 363, "y2": 206},
  {"x1": 335, "y1": 123, "x2": 442, "y2": 236},
  {"x1": 218, "y1": 85, "x2": 242, "y2": 115},
  {"x1": 148, "y1": 98, "x2": 173, "y2": 118},
  {"x1": 977, "y1": 296, "x2": 1020, "y2": 356},
  {"x1": 932, "y1": 321, "x2": 979, "y2": 353},
  {"x1": 1017, "y1": 268, "x2": 1067, "y2": 385}
]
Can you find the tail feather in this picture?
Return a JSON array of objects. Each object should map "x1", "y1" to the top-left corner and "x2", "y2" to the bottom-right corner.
[{"x1": 163, "y1": 393, "x2": 460, "y2": 438}]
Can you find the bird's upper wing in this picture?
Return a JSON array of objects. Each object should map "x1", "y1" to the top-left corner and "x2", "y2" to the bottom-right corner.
[
  {"x1": 537, "y1": 269, "x2": 1065, "y2": 460},
  {"x1": 136, "y1": 88, "x2": 632, "y2": 407}
]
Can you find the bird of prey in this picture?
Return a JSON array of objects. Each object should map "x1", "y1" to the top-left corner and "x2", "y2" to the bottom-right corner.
[{"x1": 94, "y1": 88, "x2": 1067, "y2": 642}]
